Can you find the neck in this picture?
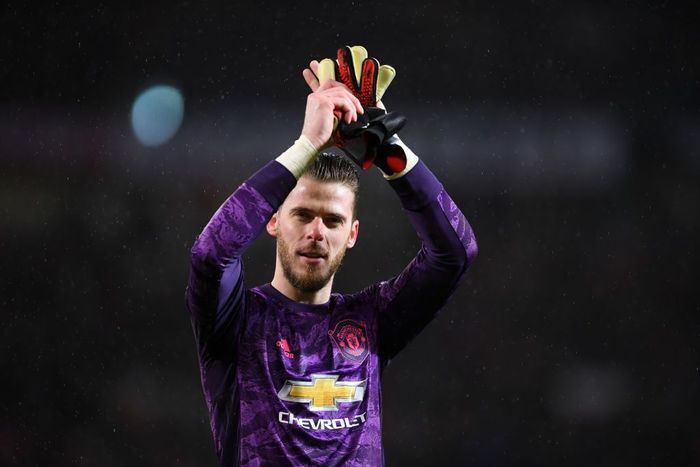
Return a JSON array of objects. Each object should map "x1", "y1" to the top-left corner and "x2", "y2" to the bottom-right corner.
[{"x1": 271, "y1": 264, "x2": 334, "y2": 305}]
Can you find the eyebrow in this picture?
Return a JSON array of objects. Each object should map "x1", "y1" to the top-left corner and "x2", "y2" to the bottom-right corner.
[{"x1": 289, "y1": 207, "x2": 347, "y2": 223}]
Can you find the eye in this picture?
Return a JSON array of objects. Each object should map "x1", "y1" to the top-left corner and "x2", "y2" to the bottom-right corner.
[
  {"x1": 324, "y1": 217, "x2": 343, "y2": 228},
  {"x1": 295, "y1": 211, "x2": 313, "y2": 222}
]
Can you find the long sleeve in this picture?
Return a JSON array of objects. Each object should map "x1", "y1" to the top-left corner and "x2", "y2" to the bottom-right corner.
[
  {"x1": 185, "y1": 160, "x2": 297, "y2": 357},
  {"x1": 376, "y1": 160, "x2": 478, "y2": 364}
]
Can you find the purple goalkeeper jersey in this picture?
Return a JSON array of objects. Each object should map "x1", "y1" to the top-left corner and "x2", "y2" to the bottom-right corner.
[{"x1": 185, "y1": 159, "x2": 477, "y2": 466}]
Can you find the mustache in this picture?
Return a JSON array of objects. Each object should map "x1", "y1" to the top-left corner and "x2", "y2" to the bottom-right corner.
[{"x1": 297, "y1": 247, "x2": 328, "y2": 258}]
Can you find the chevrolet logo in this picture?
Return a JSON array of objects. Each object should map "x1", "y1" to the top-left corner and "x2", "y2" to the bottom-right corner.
[{"x1": 277, "y1": 374, "x2": 366, "y2": 411}]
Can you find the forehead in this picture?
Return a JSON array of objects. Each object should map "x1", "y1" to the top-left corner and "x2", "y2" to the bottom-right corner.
[{"x1": 282, "y1": 176, "x2": 355, "y2": 216}]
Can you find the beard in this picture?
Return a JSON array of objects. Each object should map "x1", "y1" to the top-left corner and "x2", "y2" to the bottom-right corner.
[{"x1": 277, "y1": 235, "x2": 347, "y2": 293}]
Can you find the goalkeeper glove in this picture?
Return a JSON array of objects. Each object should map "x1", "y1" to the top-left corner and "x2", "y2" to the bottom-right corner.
[
  {"x1": 315, "y1": 45, "x2": 407, "y2": 172},
  {"x1": 317, "y1": 45, "x2": 396, "y2": 107}
]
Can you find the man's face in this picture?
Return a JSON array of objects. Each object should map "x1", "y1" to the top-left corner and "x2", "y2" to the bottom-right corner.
[{"x1": 267, "y1": 176, "x2": 359, "y2": 293}]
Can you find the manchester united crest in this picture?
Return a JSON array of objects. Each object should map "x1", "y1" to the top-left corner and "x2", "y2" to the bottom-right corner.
[{"x1": 328, "y1": 319, "x2": 369, "y2": 363}]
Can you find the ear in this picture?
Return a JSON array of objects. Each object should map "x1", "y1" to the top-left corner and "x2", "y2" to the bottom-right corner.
[
  {"x1": 266, "y1": 212, "x2": 279, "y2": 237},
  {"x1": 346, "y1": 219, "x2": 359, "y2": 248}
]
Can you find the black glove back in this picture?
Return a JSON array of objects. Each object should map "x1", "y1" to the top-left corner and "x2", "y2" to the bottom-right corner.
[{"x1": 335, "y1": 107, "x2": 406, "y2": 170}]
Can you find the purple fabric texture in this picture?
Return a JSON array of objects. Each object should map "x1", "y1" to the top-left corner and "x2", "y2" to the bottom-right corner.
[
  {"x1": 438, "y1": 190, "x2": 478, "y2": 260},
  {"x1": 185, "y1": 160, "x2": 477, "y2": 466}
]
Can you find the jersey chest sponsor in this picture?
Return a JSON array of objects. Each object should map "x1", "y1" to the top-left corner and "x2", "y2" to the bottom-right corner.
[
  {"x1": 277, "y1": 374, "x2": 367, "y2": 431},
  {"x1": 277, "y1": 374, "x2": 366, "y2": 411},
  {"x1": 278, "y1": 411, "x2": 367, "y2": 430}
]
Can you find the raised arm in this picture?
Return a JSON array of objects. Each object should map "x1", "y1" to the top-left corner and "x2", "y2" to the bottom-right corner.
[
  {"x1": 185, "y1": 161, "x2": 297, "y2": 348},
  {"x1": 301, "y1": 53, "x2": 478, "y2": 363},
  {"x1": 375, "y1": 137, "x2": 478, "y2": 364},
  {"x1": 185, "y1": 80, "x2": 363, "y2": 354}
]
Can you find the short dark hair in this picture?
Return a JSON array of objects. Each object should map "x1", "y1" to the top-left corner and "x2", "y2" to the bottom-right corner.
[{"x1": 303, "y1": 152, "x2": 360, "y2": 219}]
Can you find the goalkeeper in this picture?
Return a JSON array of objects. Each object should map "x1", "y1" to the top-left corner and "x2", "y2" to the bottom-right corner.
[{"x1": 185, "y1": 46, "x2": 478, "y2": 466}]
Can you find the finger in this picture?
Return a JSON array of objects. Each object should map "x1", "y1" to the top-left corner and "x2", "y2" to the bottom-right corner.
[
  {"x1": 349, "y1": 45, "x2": 368, "y2": 84},
  {"x1": 324, "y1": 94, "x2": 357, "y2": 123},
  {"x1": 347, "y1": 89, "x2": 363, "y2": 114},
  {"x1": 336, "y1": 97, "x2": 356, "y2": 124},
  {"x1": 322, "y1": 79, "x2": 355, "y2": 96},
  {"x1": 336, "y1": 86, "x2": 364, "y2": 115},
  {"x1": 317, "y1": 92, "x2": 357, "y2": 123},
  {"x1": 317, "y1": 79, "x2": 338, "y2": 91},
  {"x1": 317, "y1": 58, "x2": 336, "y2": 86},
  {"x1": 322, "y1": 87, "x2": 363, "y2": 117},
  {"x1": 336, "y1": 46, "x2": 357, "y2": 90},
  {"x1": 303, "y1": 68, "x2": 319, "y2": 92},
  {"x1": 376, "y1": 64, "x2": 396, "y2": 102},
  {"x1": 310, "y1": 60, "x2": 320, "y2": 76},
  {"x1": 360, "y1": 57, "x2": 379, "y2": 105}
]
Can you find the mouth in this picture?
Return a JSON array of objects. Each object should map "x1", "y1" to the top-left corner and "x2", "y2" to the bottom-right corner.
[{"x1": 298, "y1": 250, "x2": 328, "y2": 264}]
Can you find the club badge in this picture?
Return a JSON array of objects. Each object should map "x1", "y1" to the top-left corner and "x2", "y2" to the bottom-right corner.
[{"x1": 328, "y1": 319, "x2": 369, "y2": 363}]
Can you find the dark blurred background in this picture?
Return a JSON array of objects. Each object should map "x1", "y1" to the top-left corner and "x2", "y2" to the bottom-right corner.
[{"x1": 2, "y1": 1, "x2": 699, "y2": 465}]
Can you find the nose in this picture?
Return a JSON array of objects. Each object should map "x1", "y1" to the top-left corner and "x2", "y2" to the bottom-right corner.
[{"x1": 306, "y1": 216, "x2": 326, "y2": 241}]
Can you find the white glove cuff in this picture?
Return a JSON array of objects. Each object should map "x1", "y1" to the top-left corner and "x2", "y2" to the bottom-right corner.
[
  {"x1": 381, "y1": 136, "x2": 420, "y2": 180},
  {"x1": 275, "y1": 135, "x2": 319, "y2": 179}
]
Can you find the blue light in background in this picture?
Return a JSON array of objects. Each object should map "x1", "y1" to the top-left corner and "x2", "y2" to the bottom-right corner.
[{"x1": 131, "y1": 85, "x2": 184, "y2": 147}]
